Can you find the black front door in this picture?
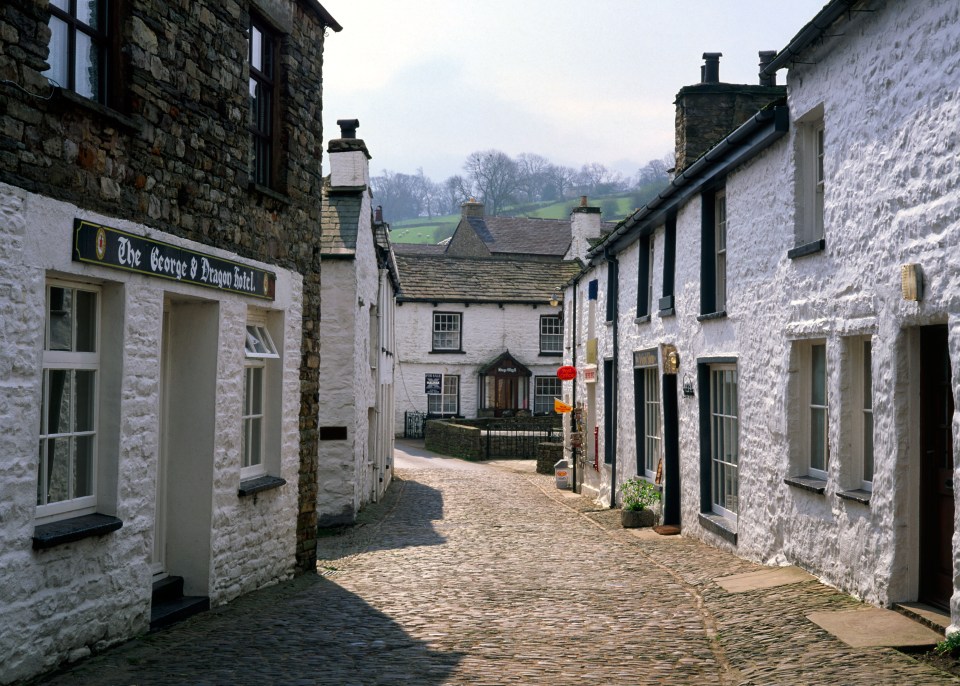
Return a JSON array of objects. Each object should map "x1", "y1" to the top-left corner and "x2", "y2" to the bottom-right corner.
[{"x1": 919, "y1": 325, "x2": 954, "y2": 610}]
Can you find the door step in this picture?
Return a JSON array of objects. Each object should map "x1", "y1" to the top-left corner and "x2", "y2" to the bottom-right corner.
[
  {"x1": 894, "y1": 602, "x2": 950, "y2": 634},
  {"x1": 150, "y1": 576, "x2": 209, "y2": 631}
]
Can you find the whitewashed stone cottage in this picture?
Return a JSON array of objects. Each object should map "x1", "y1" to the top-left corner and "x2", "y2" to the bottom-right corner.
[
  {"x1": 0, "y1": 0, "x2": 341, "y2": 681},
  {"x1": 317, "y1": 120, "x2": 400, "y2": 526},
  {"x1": 393, "y1": 202, "x2": 602, "y2": 432},
  {"x1": 567, "y1": 0, "x2": 960, "y2": 633}
]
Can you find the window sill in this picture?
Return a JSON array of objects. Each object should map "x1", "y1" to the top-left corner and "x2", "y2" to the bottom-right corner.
[
  {"x1": 837, "y1": 488, "x2": 871, "y2": 505},
  {"x1": 659, "y1": 308, "x2": 675, "y2": 318},
  {"x1": 429, "y1": 349, "x2": 465, "y2": 355},
  {"x1": 698, "y1": 512, "x2": 737, "y2": 545},
  {"x1": 787, "y1": 239, "x2": 826, "y2": 259},
  {"x1": 784, "y1": 475, "x2": 827, "y2": 495},
  {"x1": 238, "y1": 475, "x2": 287, "y2": 497},
  {"x1": 249, "y1": 183, "x2": 290, "y2": 205},
  {"x1": 697, "y1": 310, "x2": 727, "y2": 322},
  {"x1": 538, "y1": 351, "x2": 562, "y2": 357},
  {"x1": 33, "y1": 513, "x2": 123, "y2": 550},
  {"x1": 635, "y1": 314, "x2": 651, "y2": 324},
  {"x1": 55, "y1": 89, "x2": 139, "y2": 132}
]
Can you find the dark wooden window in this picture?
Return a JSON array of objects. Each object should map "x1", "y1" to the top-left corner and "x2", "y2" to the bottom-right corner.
[
  {"x1": 249, "y1": 16, "x2": 281, "y2": 189},
  {"x1": 45, "y1": 0, "x2": 121, "y2": 107}
]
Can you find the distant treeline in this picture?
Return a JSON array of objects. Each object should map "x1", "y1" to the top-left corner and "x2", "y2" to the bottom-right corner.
[{"x1": 371, "y1": 150, "x2": 674, "y2": 222}]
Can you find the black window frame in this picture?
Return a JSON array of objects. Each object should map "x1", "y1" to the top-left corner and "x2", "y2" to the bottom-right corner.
[
  {"x1": 636, "y1": 234, "x2": 652, "y2": 319},
  {"x1": 699, "y1": 185, "x2": 728, "y2": 319},
  {"x1": 659, "y1": 215, "x2": 676, "y2": 315},
  {"x1": 249, "y1": 14, "x2": 282, "y2": 190},
  {"x1": 45, "y1": 0, "x2": 123, "y2": 109}
]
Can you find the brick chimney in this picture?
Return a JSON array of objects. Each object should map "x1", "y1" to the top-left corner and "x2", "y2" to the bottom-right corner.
[
  {"x1": 673, "y1": 52, "x2": 785, "y2": 173},
  {"x1": 328, "y1": 118, "x2": 371, "y2": 188},
  {"x1": 460, "y1": 197, "x2": 484, "y2": 218},
  {"x1": 567, "y1": 195, "x2": 602, "y2": 262}
]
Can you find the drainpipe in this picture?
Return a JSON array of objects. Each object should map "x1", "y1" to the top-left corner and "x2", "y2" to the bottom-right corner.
[
  {"x1": 571, "y1": 275, "x2": 580, "y2": 494},
  {"x1": 605, "y1": 249, "x2": 619, "y2": 509}
]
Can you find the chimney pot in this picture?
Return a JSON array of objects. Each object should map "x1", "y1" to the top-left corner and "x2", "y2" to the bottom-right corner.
[
  {"x1": 336, "y1": 118, "x2": 360, "y2": 139},
  {"x1": 758, "y1": 51, "x2": 777, "y2": 86},
  {"x1": 374, "y1": 205, "x2": 383, "y2": 223},
  {"x1": 702, "y1": 52, "x2": 722, "y2": 83},
  {"x1": 580, "y1": 195, "x2": 588, "y2": 207}
]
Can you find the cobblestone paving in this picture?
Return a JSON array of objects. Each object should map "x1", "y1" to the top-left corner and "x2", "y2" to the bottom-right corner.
[{"x1": 33, "y1": 456, "x2": 957, "y2": 685}]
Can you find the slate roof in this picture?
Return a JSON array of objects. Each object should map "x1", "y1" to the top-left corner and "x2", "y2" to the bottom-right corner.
[
  {"x1": 319, "y1": 180, "x2": 363, "y2": 255},
  {"x1": 466, "y1": 216, "x2": 572, "y2": 257},
  {"x1": 394, "y1": 255, "x2": 582, "y2": 304},
  {"x1": 392, "y1": 242, "x2": 448, "y2": 256}
]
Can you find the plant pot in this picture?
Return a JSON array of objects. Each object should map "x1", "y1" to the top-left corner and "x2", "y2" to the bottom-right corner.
[{"x1": 621, "y1": 508, "x2": 655, "y2": 528}]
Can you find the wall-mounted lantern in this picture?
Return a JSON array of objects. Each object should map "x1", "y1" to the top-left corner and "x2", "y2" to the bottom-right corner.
[
  {"x1": 662, "y1": 344, "x2": 679, "y2": 374},
  {"x1": 901, "y1": 263, "x2": 923, "y2": 301}
]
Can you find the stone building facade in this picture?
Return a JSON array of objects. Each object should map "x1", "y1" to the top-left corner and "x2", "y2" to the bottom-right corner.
[
  {"x1": 317, "y1": 122, "x2": 400, "y2": 526},
  {"x1": 0, "y1": 0, "x2": 340, "y2": 681},
  {"x1": 568, "y1": 0, "x2": 960, "y2": 633}
]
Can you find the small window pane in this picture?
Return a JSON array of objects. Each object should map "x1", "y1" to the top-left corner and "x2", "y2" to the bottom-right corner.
[
  {"x1": 47, "y1": 369, "x2": 71, "y2": 435},
  {"x1": 810, "y1": 408, "x2": 827, "y2": 471},
  {"x1": 76, "y1": 289, "x2": 97, "y2": 352},
  {"x1": 251, "y1": 25, "x2": 263, "y2": 71},
  {"x1": 48, "y1": 286, "x2": 73, "y2": 351},
  {"x1": 45, "y1": 437, "x2": 71, "y2": 503},
  {"x1": 51, "y1": 0, "x2": 70, "y2": 11},
  {"x1": 250, "y1": 366, "x2": 263, "y2": 414},
  {"x1": 74, "y1": 30, "x2": 100, "y2": 100},
  {"x1": 77, "y1": 0, "x2": 101, "y2": 30},
  {"x1": 811, "y1": 345, "x2": 826, "y2": 405},
  {"x1": 74, "y1": 435, "x2": 94, "y2": 498},
  {"x1": 74, "y1": 370, "x2": 95, "y2": 432},
  {"x1": 45, "y1": 17, "x2": 70, "y2": 88}
]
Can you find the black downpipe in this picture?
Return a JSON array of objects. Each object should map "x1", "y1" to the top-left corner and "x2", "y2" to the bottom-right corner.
[
  {"x1": 571, "y1": 276, "x2": 579, "y2": 493},
  {"x1": 607, "y1": 251, "x2": 619, "y2": 509}
]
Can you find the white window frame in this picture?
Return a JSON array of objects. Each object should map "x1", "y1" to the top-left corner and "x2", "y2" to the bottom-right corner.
[
  {"x1": 795, "y1": 106, "x2": 825, "y2": 246},
  {"x1": 427, "y1": 374, "x2": 459, "y2": 416},
  {"x1": 850, "y1": 337, "x2": 873, "y2": 491},
  {"x1": 709, "y1": 364, "x2": 738, "y2": 520},
  {"x1": 534, "y1": 376, "x2": 561, "y2": 415},
  {"x1": 38, "y1": 281, "x2": 100, "y2": 520},
  {"x1": 540, "y1": 314, "x2": 563, "y2": 354},
  {"x1": 798, "y1": 340, "x2": 829, "y2": 480},
  {"x1": 715, "y1": 190, "x2": 727, "y2": 313},
  {"x1": 642, "y1": 366, "x2": 661, "y2": 480},
  {"x1": 432, "y1": 312, "x2": 462, "y2": 352},
  {"x1": 242, "y1": 316, "x2": 279, "y2": 479}
]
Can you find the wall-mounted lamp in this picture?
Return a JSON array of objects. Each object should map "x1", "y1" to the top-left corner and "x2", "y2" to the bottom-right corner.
[
  {"x1": 549, "y1": 288, "x2": 562, "y2": 308},
  {"x1": 662, "y1": 344, "x2": 679, "y2": 374},
  {"x1": 901, "y1": 263, "x2": 923, "y2": 301}
]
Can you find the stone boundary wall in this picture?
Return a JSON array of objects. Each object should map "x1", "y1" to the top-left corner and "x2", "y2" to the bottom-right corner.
[
  {"x1": 425, "y1": 420, "x2": 484, "y2": 460},
  {"x1": 536, "y1": 442, "x2": 564, "y2": 474}
]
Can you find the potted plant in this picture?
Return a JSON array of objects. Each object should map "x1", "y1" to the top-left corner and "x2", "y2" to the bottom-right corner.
[{"x1": 619, "y1": 477, "x2": 661, "y2": 528}]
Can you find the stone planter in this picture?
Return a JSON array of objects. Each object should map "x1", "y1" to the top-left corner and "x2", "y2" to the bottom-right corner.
[{"x1": 621, "y1": 508, "x2": 655, "y2": 528}]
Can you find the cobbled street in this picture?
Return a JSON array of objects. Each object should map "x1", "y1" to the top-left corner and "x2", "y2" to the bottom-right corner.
[{"x1": 34, "y1": 442, "x2": 956, "y2": 685}]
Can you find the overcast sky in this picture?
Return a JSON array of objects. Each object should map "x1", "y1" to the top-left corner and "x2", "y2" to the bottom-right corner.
[{"x1": 320, "y1": 1, "x2": 828, "y2": 183}]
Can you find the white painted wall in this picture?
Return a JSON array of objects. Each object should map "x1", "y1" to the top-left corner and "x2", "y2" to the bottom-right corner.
[
  {"x1": 0, "y1": 183, "x2": 302, "y2": 683},
  {"x1": 581, "y1": 0, "x2": 960, "y2": 632}
]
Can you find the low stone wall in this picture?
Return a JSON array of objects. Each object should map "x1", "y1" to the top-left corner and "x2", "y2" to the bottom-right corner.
[
  {"x1": 536, "y1": 442, "x2": 564, "y2": 474},
  {"x1": 424, "y1": 420, "x2": 484, "y2": 460}
]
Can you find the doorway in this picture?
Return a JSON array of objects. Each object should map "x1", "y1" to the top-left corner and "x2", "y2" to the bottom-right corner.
[{"x1": 919, "y1": 324, "x2": 954, "y2": 610}]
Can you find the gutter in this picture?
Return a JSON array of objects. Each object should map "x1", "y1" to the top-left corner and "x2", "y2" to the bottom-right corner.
[
  {"x1": 760, "y1": 0, "x2": 859, "y2": 77},
  {"x1": 587, "y1": 103, "x2": 789, "y2": 260}
]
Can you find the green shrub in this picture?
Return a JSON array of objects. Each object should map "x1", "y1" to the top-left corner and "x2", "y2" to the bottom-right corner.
[{"x1": 619, "y1": 477, "x2": 661, "y2": 511}]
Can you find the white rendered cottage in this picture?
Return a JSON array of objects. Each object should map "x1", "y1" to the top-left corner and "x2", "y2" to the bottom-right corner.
[
  {"x1": 568, "y1": 0, "x2": 960, "y2": 633},
  {"x1": 317, "y1": 121, "x2": 400, "y2": 526}
]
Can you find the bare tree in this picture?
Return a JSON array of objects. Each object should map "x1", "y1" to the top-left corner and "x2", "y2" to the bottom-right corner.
[
  {"x1": 463, "y1": 149, "x2": 518, "y2": 216},
  {"x1": 442, "y1": 175, "x2": 471, "y2": 215},
  {"x1": 371, "y1": 170, "x2": 423, "y2": 222}
]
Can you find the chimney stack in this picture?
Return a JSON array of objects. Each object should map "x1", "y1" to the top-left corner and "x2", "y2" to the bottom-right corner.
[
  {"x1": 758, "y1": 51, "x2": 777, "y2": 86},
  {"x1": 568, "y1": 197, "x2": 602, "y2": 262},
  {"x1": 328, "y1": 117, "x2": 371, "y2": 188},
  {"x1": 461, "y1": 197, "x2": 484, "y2": 218},
  {"x1": 673, "y1": 53, "x2": 785, "y2": 173},
  {"x1": 701, "y1": 52, "x2": 722, "y2": 83}
]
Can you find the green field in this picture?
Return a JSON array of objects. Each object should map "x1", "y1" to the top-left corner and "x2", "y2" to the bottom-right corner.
[{"x1": 388, "y1": 190, "x2": 653, "y2": 245}]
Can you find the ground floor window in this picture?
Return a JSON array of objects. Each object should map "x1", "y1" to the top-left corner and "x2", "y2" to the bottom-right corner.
[
  {"x1": 634, "y1": 365, "x2": 661, "y2": 479},
  {"x1": 38, "y1": 281, "x2": 99, "y2": 518},
  {"x1": 243, "y1": 319, "x2": 279, "y2": 479},
  {"x1": 534, "y1": 376, "x2": 561, "y2": 415},
  {"x1": 710, "y1": 365, "x2": 738, "y2": 518},
  {"x1": 428, "y1": 375, "x2": 459, "y2": 416}
]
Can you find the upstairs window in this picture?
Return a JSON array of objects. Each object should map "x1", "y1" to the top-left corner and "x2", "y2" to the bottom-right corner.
[
  {"x1": 792, "y1": 105, "x2": 825, "y2": 255},
  {"x1": 715, "y1": 190, "x2": 727, "y2": 312},
  {"x1": 699, "y1": 186, "x2": 727, "y2": 317},
  {"x1": 249, "y1": 16, "x2": 281, "y2": 189},
  {"x1": 45, "y1": 0, "x2": 115, "y2": 105},
  {"x1": 539, "y1": 314, "x2": 562, "y2": 354},
  {"x1": 432, "y1": 312, "x2": 462, "y2": 352},
  {"x1": 636, "y1": 235, "x2": 653, "y2": 319}
]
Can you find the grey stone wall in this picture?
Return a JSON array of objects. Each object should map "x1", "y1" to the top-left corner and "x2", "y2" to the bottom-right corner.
[{"x1": 0, "y1": 0, "x2": 331, "y2": 571}]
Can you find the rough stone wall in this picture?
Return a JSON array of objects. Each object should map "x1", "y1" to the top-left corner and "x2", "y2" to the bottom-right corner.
[
  {"x1": 424, "y1": 420, "x2": 484, "y2": 460},
  {"x1": 599, "y1": 0, "x2": 960, "y2": 628},
  {"x1": 393, "y1": 300, "x2": 567, "y2": 428},
  {"x1": 674, "y1": 83, "x2": 785, "y2": 172},
  {"x1": 0, "y1": 0, "x2": 329, "y2": 572}
]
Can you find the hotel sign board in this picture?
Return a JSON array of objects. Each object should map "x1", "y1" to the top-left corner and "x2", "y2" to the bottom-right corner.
[{"x1": 73, "y1": 219, "x2": 276, "y2": 300}]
